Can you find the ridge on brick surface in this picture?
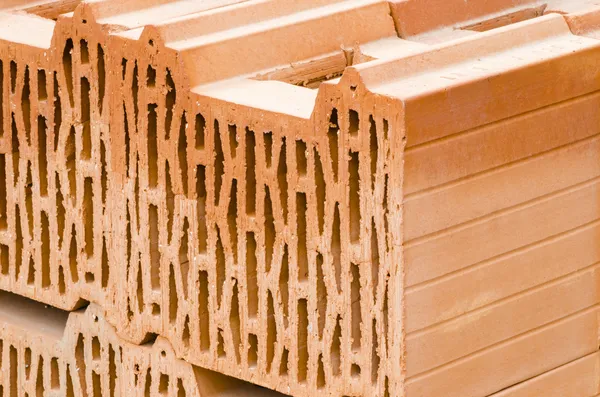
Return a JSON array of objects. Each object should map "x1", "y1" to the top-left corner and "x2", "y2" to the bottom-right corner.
[
  {"x1": 0, "y1": 1, "x2": 600, "y2": 397},
  {"x1": 0, "y1": 290, "x2": 285, "y2": 396}
]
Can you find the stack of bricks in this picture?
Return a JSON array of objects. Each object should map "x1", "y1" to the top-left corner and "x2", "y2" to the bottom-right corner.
[{"x1": 0, "y1": 0, "x2": 599, "y2": 396}]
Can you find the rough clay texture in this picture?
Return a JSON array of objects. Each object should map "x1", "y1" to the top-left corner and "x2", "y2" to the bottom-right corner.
[{"x1": 0, "y1": 0, "x2": 599, "y2": 396}]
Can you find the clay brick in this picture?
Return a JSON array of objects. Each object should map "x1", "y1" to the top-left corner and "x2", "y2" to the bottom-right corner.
[{"x1": 0, "y1": 1, "x2": 600, "y2": 397}]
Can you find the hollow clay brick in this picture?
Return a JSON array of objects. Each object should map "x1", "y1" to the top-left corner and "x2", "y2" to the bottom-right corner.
[{"x1": 0, "y1": 1, "x2": 600, "y2": 397}]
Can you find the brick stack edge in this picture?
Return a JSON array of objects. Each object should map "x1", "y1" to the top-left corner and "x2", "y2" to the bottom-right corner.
[{"x1": 0, "y1": 0, "x2": 598, "y2": 396}]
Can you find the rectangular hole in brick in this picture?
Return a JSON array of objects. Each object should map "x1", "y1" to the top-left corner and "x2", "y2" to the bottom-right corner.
[
  {"x1": 317, "y1": 354, "x2": 325, "y2": 389},
  {"x1": 246, "y1": 232, "x2": 258, "y2": 318},
  {"x1": 149, "y1": 205, "x2": 160, "y2": 290},
  {"x1": 152, "y1": 303, "x2": 160, "y2": 316},
  {"x1": 279, "y1": 348, "x2": 289, "y2": 376},
  {"x1": 92, "y1": 336, "x2": 101, "y2": 360},
  {"x1": 132, "y1": 62, "x2": 139, "y2": 126},
  {"x1": 56, "y1": 173, "x2": 65, "y2": 248},
  {"x1": 351, "y1": 263, "x2": 362, "y2": 351},
  {"x1": 180, "y1": 218, "x2": 190, "y2": 297},
  {"x1": 41, "y1": 211, "x2": 50, "y2": 287},
  {"x1": 144, "y1": 368, "x2": 152, "y2": 396},
  {"x1": 80, "y1": 77, "x2": 91, "y2": 159},
  {"x1": 121, "y1": 58, "x2": 127, "y2": 80},
  {"x1": 314, "y1": 148, "x2": 325, "y2": 235},
  {"x1": 101, "y1": 140, "x2": 107, "y2": 205},
  {"x1": 62, "y1": 39, "x2": 74, "y2": 106},
  {"x1": 101, "y1": 237, "x2": 109, "y2": 288},
  {"x1": 166, "y1": 161, "x2": 174, "y2": 243},
  {"x1": 383, "y1": 175, "x2": 389, "y2": 251},
  {"x1": 80, "y1": 39, "x2": 89, "y2": 64},
  {"x1": 296, "y1": 192, "x2": 308, "y2": 281},
  {"x1": 22, "y1": 66, "x2": 31, "y2": 144},
  {"x1": 37, "y1": 69, "x2": 47, "y2": 101},
  {"x1": 15, "y1": 205, "x2": 22, "y2": 279},
  {"x1": 316, "y1": 253, "x2": 326, "y2": 339},
  {"x1": 214, "y1": 120, "x2": 224, "y2": 206},
  {"x1": 36, "y1": 357, "x2": 44, "y2": 395},
  {"x1": 0, "y1": 154, "x2": 6, "y2": 229},
  {"x1": 25, "y1": 162, "x2": 33, "y2": 236},
  {"x1": 228, "y1": 124, "x2": 238, "y2": 158},
  {"x1": 38, "y1": 116, "x2": 48, "y2": 196},
  {"x1": 369, "y1": 115, "x2": 377, "y2": 190},
  {"x1": 92, "y1": 371, "x2": 101, "y2": 397},
  {"x1": 27, "y1": 256, "x2": 35, "y2": 285},
  {"x1": 277, "y1": 138, "x2": 288, "y2": 222},
  {"x1": 383, "y1": 282, "x2": 389, "y2": 350},
  {"x1": 351, "y1": 364, "x2": 361, "y2": 378},
  {"x1": 24, "y1": 347, "x2": 31, "y2": 379},
  {"x1": 383, "y1": 118, "x2": 389, "y2": 142},
  {"x1": 58, "y1": 266, "x2": 65, "y2": 293},
  {"x1": 280, "y1": 245, "x2": 289, "y2": 327},
  {"x1": 11, "y1": 114, "x2": 19, "y2": 185},
  {"x1": 50, "y1": 357, "x2": 59, "y2": 389},
  {"x1": 159, "y1": 374, "x2": 169, "y2": 394},
  {"x1": 230, "y1": 281, "x2": 242, "y2": 363},
  {"x1": 297, "y1": 298, "x2": 308, "y2": 383},
  {"x1": 0, "y1": 244, "x2": 8, "y2": 275},
  {"x1": 85, "y1": 272, "x2": 95, "y2": 283},
  {"x1": 147, "y1": 104, "x2": 158, "y2": 187},
  {"x1": 371, "y1": 319, "x2": 379, "y2": 384},
  {"x1": 169, "y1": 264, "x2": 178, "y2": 323},
  {"x1": 245, "y1": 128, "x2": 256, "y2": 214},
  {"x1": 264, "y1": 187, "x2": 275, "y2": 273},
  {"x1": 10, "y1": 61, "x2": 16, "y2": 93},
  {"x1": 196, "y1": 165, "x2": 207, "y2": 253},
  {"x1": 66, "y1": 126, "x2": 76, "y2": 202},
  {"x1": 69, "y1": 225, "x2": 78, "y2": 282},
  {"x1": 97, "y1": 45, "x2": 105, "y2": 113},
  {"x1": 227, "y1": 179, "x2": 238, "y2": 264},
  {"x1": 165, "y1": 69, "x2": 175, "y2": 140},
  {"x1": 10, "y1": 345, "x2": 17, "y2": 395},
  {"x1": 296, "y1": 140, "x2": 307, "y2": 176},
  {"x1": 217, "y1": 329, "x2": 225, "y2": 357},
  {"x1": 328, "y1": 109, "x2": 339, "y2": 181},
  {"x1": 332, "y1": 203, "x2": 341, "y2": 293},
  {"x1": 66, "y1": 364, "x2": 75, "y2": 396},
  {"x1": 195, "y1": 113, "x2": 205, "y2": 149},
  {"x1": 371, "y1": 219, "x2": 379, "y2": 304},
  {"x1": 349, "y1": 109, "x2": 359, "y2": 136},
  {"x1": 177, "y1": 378, "x2": 185, "y2": 397},
  {"x1": 266, "y1": 290, "x2": 276, "y2": 373},
  {"x1": 108, "y1": 345, "x2": 116, "y2": 396},
  {"x1": 331, "y1": 315, "x2": 341, "y2": 376},
  {"x1": 146, "y1": 65, "x2": 156, "y2": 87},
  {"x1": 84, "y1": 177, "x2": 94, "y2": 258},
  {"x1": 182, "y1": 315, "x2": 190, "y2": 347},
  {"x1": 0, "y1": 60, "x2": 3, "y2": 137},
  {"x1": 349, "y1": 151, "x2": 360, "y2": 243},
  {"x1": 264, "y1": 131, "x2": 273, "y2": 168},
  {"x1": 53, "y1": 73, "x2": 61, "y2": 151},
  {"x1": 248, "y1": 334, "x2": 258, "y2": 368},
  {"x1": 178, "y1": 113, "x2": 188, "y2": 195},
  {"x1": 198, "y1": 270, "x2": 210, "y2": 351},
  {"x1": 123, "y1": 103, "x2": 130, "y2": 176},
  {"x1": 216, "y1": 227, "x2": 225, "y2": 309}
]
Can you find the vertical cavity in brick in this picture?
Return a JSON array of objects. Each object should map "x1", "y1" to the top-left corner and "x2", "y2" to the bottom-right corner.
[
  {"x1": 25, "y1": 162, "x2": 33, "y2": 236},
  {"x1": 195, "y1": 113, "x2": 205, "y2": 149},
  {"x1": 169, "y1": 263, "x2": 178, "y2": 323},
  {"x1": 37, "y1": 116, "x2": 48, "y2": 196},
  {"x1": 280, "y1": 349, "x2": 289, "y2": 375},
  {"x1": 369, "y1": 115, "x2": 377, "y2": 190},
  {"x1": 0, "y1": 244, "x2": 8, "y2": 275},
  {"x1": 22, "y1": 67, "x2": 31, "y2": 144},
  {"x1": 0, "y1": 154, "x2": 6, "y2": 229},
  {"x1": 280, "y1": 245, "x2": 289, "y2": 327},
  {"x1": 15, "y1": 206, "x2": 22, "y2": 279},
  {"x1": 27, "y1": 256, "x2": 35, "y2": 285},
  {"x1": 248, "y1": 334, "x2": 258, "y2": 368},
  {"x1": 296, "y1": 140, "x2": 307, "y2": 175},
  {"x1": 296, "y1": 192, "x2": 308, "y2": 281},
  {"x1": 132, "y1": 62, "x2": 139, "y2": 126},
  {"x1": 277, "y1": 138, "x2": 288, "y2": 222},
  {"x1": 266, "y1": 290, "x2": 276, "y2": 373},
  {"x1": 349, "y1": 151, "x2": 360, "y2": 243},
  {"x1": 101, "y1": 140, "x2": 107, "y2": 205},
  {"x1": 227, "y1": 179, "x2": 238, "y2": 264},
  {"x1": 0, "y1": 60, "x2": 3, "y2": 136},
  {"x1": 66, "y1": 126, "x2": 76, "y2": 201},
  {"x1": 351, "y1": 263, "x2": 362, "y2": 351},
  {"x1": 196, "y1": 165, "x2": 207, "y2": 253},
  {"x1": 51, "y1": 357, "x2": 59, "y2": 389},
  {"x1": 123, "y1": 104, "x2": 130, "y2": 175},
  {"x1": 216, "y1": 227, "x2": 225, "y2": 308},
  {"x1": 9, "y1": 345, "x2": 16, "y2": 397},
  {"x1": 166, "y1": 161, "x2": 174, "y2": 243},
  {"x1": 246, "y1": 128, "x2": 256, "y2": 214},
  {"x1": 316, "y1": 253, "x2": 326, "y2": 339},
  {"x1": 178, "y1": 113, "x2": 188, "y2": 195},
  {"x1": 11, "y1": 114, "x2": 19, "y2": 185},
  {"x1": 41, "y1": 211, "x2": 50, "y2": 287},
  {"x1": 53, "y1": 73, "x2": 61, "y2": 151},
  {"x1": 75, "y1": 334, "x2": 88, "y2": 393},
  {"x1": 84, "y1": 178, "x2": 94, "y2": 258},
  {"x1": 332, "y1": 203, "x2": 341, "y2": 293},
  {"x1": 331, "y1": 315, "x2": 341, "y2": 376},
  {"x1": 63, "y1": 39, "x2": 74, "y2": 107},
  {"x1": 371, "y1": 319, "x2": 379, "y2": 384},
  {"x1": 317, "y1": 354, "x2": 325, "y2": 389},
  {"x1": 10, "y1": 61, "x2": 16, "y2": 93},
  {"x1": 147, "y1": 104, "x2": 158, "y2": 188},
  {"x1": 69, "y1": 226, "x2": 78, "y2": 282},
  {"x1": 37, "y1": 69, "x2": 47, "y2": 101},
  {"x1": 80, "y1": 77, "x2": 91, "y2": 159},
  {"x1": 165, "y1": 69, "x2": 175, "y2": 139},
  {"x1": 264, "y1": 131, "x2": 273, "y2": 168},
  {"x1": 264, "y1": 187, "x2": 275, "y2": 273},
  {"x1": 180, "y1": 218, "x2": 190, "y2": 297},
  {"x1": 198, "y1": 270, "x2": 210, "y2": 351},
  {"x1": 214, "y1": 120, "x2": 224, "y2": 206},
  {"x1": 35, "y1": 356, "x2": 43, "y2": 396},
  {"x1": 228, "y1": 124, "x2": 238, "y2": 158},
  {"x1": 314, "y1": 148, "x2": 325, "y2": 235},
  {"x1": 149, "y1": 204, "x2": 160, "y2": 290},
  {"x1": 56, "y1": 174, "x2": 65, "y2": 248},
  {"x1": 101, "y1": 237, "x2": 109, "y2": 288},
  {"x1": 146, "y1": 65, "x2": 156, "y2": 87},
  {"x1": 97, "y1": 45, "x2": 105, "y2": 113},
  {"x1": 297, "y1": 298, "x2": 308, "y2": 383},
  {"x1": 349, "y1": 109, "x2": 359, "y2": 136},
  {"x1": 328, "y1": 109, "x2": 339, "y2": 181},
  {"x1": 231, "y1": 281, "x2": 242, "y2": 363},
  {"x1": 80, "y1": 40, "x2": 89, "y2": 64},
  {"x1": 371, "y1": 219, "x2": 379, "y2": 303}
]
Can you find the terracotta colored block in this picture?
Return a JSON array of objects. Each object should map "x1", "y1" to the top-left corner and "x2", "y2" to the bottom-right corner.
[{"x1": 0, "y1": 1, "x2": 600, "y2": 396}]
